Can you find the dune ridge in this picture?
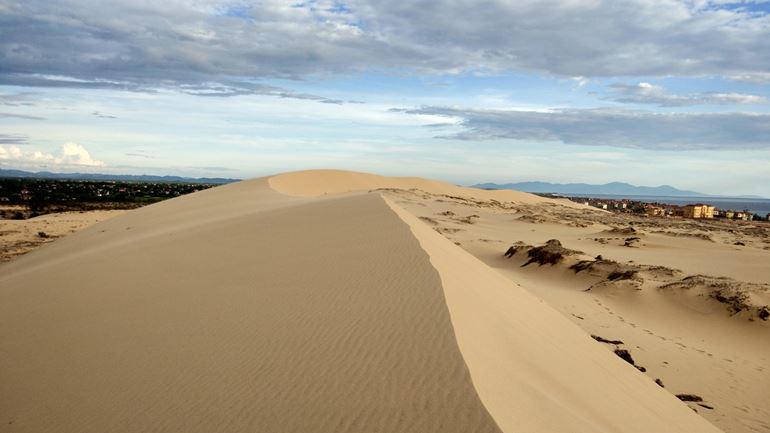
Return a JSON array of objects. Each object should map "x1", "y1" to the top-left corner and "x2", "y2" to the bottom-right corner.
[{"x1": 0, "y1": 170, "x2": 728, "y2": 433}]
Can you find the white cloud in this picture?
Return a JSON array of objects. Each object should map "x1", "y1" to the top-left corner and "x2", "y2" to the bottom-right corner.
[
  {"x1": 59, "y1": 142, "x2": 104, "y2": 166},
  {"x1": 729, "y1": 72, "x2": 770, "y2": 84},
  {"x1": 607, "y1": 82, "x2": 768, "y2": 106},
  {"x1": 0, "y1": 145, "x2": 24, "y2": 160},
  {"x1": 0, "y1": 142, "x2": 104, "y2": 167}
]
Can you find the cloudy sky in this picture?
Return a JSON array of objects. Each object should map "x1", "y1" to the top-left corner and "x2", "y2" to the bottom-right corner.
[{"x1": 1, "y1": 0, "x2": 769, "y2": 196}]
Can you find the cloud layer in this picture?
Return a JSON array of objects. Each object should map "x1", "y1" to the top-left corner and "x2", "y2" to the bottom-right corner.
[
  {"x1": 0, "y1": 133, "x2": 27, "y2": 145},
  {"x1": 1, "y1": 0, "x2": 770, "y2": 90},
  {"x1": 402, "y1": 106, "x2": 770, "y2": 150}
]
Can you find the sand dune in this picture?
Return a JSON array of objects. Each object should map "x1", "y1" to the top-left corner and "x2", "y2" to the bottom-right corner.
[{"x1": 0, "y1": 170, "x2": 730, "y2": 432}]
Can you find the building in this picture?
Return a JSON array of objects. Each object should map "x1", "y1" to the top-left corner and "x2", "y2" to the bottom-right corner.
[
  {"x1": 682, "y1": 204, "x2": 715, "y2": 219},
  {"x1": 645, "y1": 205, "x2": 665, "y2": 217},
  {"x1": 735, "y1": 212, "x2": 752, "y2": 221}
]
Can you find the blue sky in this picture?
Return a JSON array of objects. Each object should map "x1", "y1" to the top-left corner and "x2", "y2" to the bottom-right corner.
[{"x1": 1, "y1": 0, "x2": 770, "y2": 196}]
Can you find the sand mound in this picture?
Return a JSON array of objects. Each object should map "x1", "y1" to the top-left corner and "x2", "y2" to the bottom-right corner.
[
  {"x1": 269, "y1": 169, "x2": 574, "y2": 207},
  {"x1": 505, "y1": 239, "x2": 584, "y2": 266},
  {"x1": 0, "y1": 170, "x2": 722, "y2": 433},
  {"x1": 660, "y1": 275, "x2": 770, "y2": 320},
  {"x1": 604, "y1": 226, "x2": 639, "y2": 235}
]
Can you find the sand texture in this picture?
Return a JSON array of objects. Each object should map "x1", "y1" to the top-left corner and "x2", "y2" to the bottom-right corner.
[
  {"x1": 0, "y1": 181, "x2": 500, "y2": 433},
  {"x1": 1, "y1": 170, "x2": 747, "y2": 433}
]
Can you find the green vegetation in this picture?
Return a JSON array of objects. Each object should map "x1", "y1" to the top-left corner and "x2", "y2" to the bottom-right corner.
[{"x1": 0, "y1": 178, "x2": 218, "y2": 219}]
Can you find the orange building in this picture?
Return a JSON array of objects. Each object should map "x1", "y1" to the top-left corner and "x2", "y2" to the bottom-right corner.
[{"x1": 682, "y1": 204, "x2": 715, "y2": 219}]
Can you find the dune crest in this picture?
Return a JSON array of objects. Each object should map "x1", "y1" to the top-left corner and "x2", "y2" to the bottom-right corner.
[{"x1": 269, "y1": 169, "x2": 568, "y2": 206}]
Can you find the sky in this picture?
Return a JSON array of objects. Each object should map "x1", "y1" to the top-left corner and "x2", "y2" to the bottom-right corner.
[{"x1": 1, "y1": 0, "x2": 770, "y2": 196}]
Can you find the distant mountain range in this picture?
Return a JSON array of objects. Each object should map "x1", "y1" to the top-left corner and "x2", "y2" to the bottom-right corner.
[
  {"x1": 0, "y1": 168, "x2": 239, "y2": 184},
  {"x1": 472, "y1": 181, "x2": 765, "y2": 199}
]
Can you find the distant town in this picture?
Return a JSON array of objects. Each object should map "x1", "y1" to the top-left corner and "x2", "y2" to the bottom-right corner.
[
  {"x1": 0, "y1": 178, "x2": 219, "y2": 219},
  {"x1": 537, "y1": 194, "x2": 770, "y2": 222}
]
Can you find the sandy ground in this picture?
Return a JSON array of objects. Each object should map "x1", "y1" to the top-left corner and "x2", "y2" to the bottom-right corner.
[
  {"x1": 384, "y1": 185, "x2": 770, "y2": 433},
  {"x1": 386, "y1": 197, "x2": 721, "y2": 433},
  {"x1": 0, "y1": 209, "x2": 126, "y2": 262},
  {"x1": 2, "y1": 169, "x2": 764, "y2": 432}
]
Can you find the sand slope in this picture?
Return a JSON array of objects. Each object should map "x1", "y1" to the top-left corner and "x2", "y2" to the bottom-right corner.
[
  {"x1": 0, "y1": 180, "x2": 500, "y2": 433},
  {"x1": 0, "y1": 170, "x2": 723, "y2": 433}
]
